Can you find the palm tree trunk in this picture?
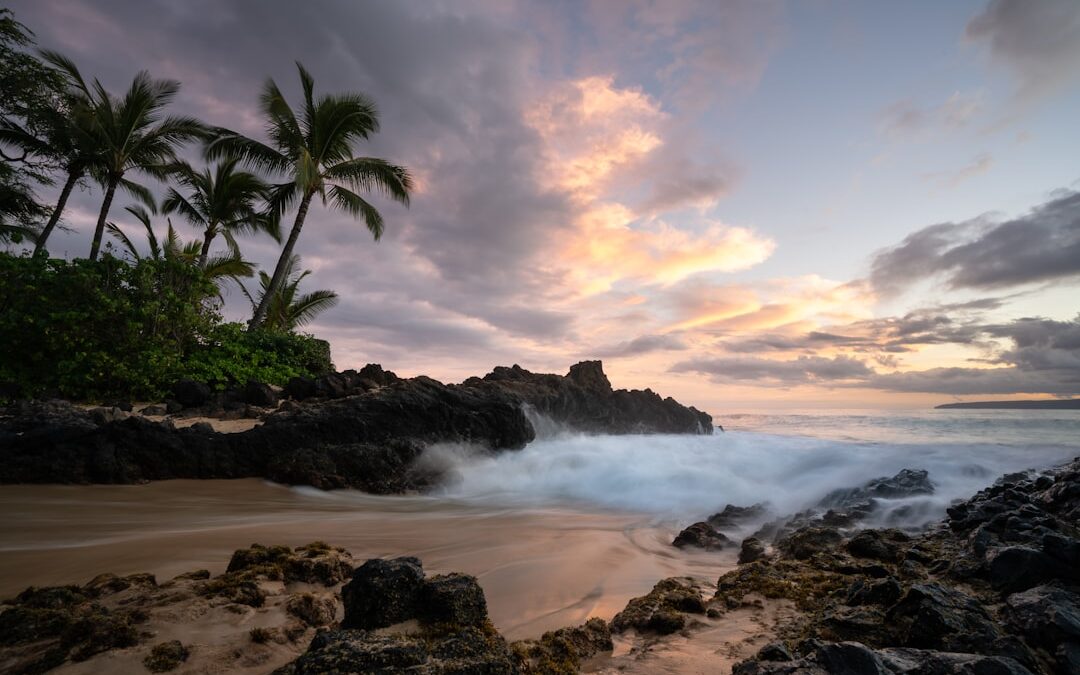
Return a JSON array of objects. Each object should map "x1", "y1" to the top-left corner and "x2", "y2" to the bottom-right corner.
[
  {"x1": 249, "y1": 192, "x2": 313, "y2": 330},
  {"x1": 89, "y1": 177, "x2": 120, "y2": 262},
  {"x1": 199, "y1": 229, "x2": 216, "y2": 268},
  {"x1": 33, "y1": 169, "x2": 82, "y2": 258}
]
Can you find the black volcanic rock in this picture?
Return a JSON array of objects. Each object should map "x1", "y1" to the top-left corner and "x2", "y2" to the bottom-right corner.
[
  {"x1": 673, "y1": 522, "x2": 732, "y2": 551},
  {"x1": 0, "y1": 361, "x2": 710, "y2": 492},
  {"x1": 341, "y1": 557, "x2": 426, "y2": 630},
  {"x1": 726, "y1": 457, "x2": 1080, "y2": 675},
  {"x1": 819, "y1": 469, "x2": 934, "y2": 509},
  {"x1": 469, "y1": 361, "x2": 713, "y2": 434}
]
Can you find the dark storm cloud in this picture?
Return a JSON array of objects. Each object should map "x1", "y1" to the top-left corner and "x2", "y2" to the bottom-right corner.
[
  {"x1": 870, "y1": 189, "x2": 1080, "y2": 295},
  {"x1": 8, "y1": 0, "x2": 583, "y2": 362},
  {"x1": 966, "y1": 0, "x2": 1080, "y2": 96}
]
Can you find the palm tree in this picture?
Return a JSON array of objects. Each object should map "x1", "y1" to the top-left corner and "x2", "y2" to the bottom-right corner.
[
  {"x1": 161, "y1": 158, "x2": 276, "y2": 268},
  {"x1": 84, "y1": 71, "x2": 205, "y2": 261},
  {"x1": 0, "y1": 50, "x2": 99, "y2": 255},
  {"x1": 106, "y1": 204, "x2": 254, "y2": 297},
  {"x1": 240, "y1": 254, "x2": 338, "y2": 331},
  {"x1": 207, "y1": 62, "x2": 411, "y2": 329}
]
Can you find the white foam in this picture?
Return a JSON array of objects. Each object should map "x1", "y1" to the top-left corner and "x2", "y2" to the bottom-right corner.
[{"x1": 427, "y1": 430, "x2": 1078, "y2": 528}]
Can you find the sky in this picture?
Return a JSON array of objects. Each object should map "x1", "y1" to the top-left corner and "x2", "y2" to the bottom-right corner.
[{"x1": 8, "y1": 0, "x2": 1080, "y2": 412}]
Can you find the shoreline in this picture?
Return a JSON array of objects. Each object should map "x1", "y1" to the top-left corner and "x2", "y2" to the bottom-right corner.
[{"x1": 2, "y1": 456, "x2": 1078, "y2": 673}]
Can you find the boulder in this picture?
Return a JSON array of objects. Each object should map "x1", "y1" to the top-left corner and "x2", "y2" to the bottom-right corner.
[
  {"x1": 170, "y1": 380, "x2": 212, "y2": 408},
  {"x1": 284, "y1": 376, "x2": 316, "y2": 401},
  {"x1": 847, "y1": 529, "x2": 908, "y2": 563},
  {"x1": 708, "y1": 503, "x2": 769, "y2": 530},
  {"x1": 242, "y1": 380, "x2": 277, "y2": 407},
  {"x1": 673, "y1": 522, "x2": 732, "y2": 551},
  {"x1": 776, "y1": 526, "x2": 843, "y2": 560},
  {"x1": 845, "y1": 577, "x2": 902, "y2": 607},
  {"x1": 276, "y1": 627, "x2": 517, "y2": 675},
  {"x1": 611, "y1": 577, "x2": 706, "y2": 634},
  {"x1": 418, "y1": 573, "x2": 489, "y2": 628},
  {"x1": 988, "y1": 546, "x2": 1071, "y2": 593},
  {"x1": 820, "y1": 469, "x2": 934, "y2": 509},
  {"x1": 286, "y1": 592, "x2": 337, "y2": 627},
  {"x1": 341, "y1": 557, "x2": 425, "y2": 630},
  {"x1": 1005, "y1": 584, "x2": 1080, "y2": 651},
  {"x1": 738, "y1": 537, "x2": 768, "y2": 564},
  {"x1": 886, "y1": 583, "x2": 1001, "y2": 653}
]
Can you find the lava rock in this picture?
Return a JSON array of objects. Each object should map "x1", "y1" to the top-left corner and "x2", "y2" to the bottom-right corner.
[
  {"x1": 170, "y1": 380, "x2": 212, "y2": 408},
  {"x1": 418, "y1": 573, "x2": 489, "y2": 628},
  {"x1": 341, "y1": 557, "x2": 426, "y2": 630},
  {"x1": 242, "y1": 380, "x2": 278, "y2": 407},
  {"x1": 820, "y1": 469, "x2": 934, "y2": 509},
  {"x1": 845, "y1": 577, "x2": 903, "y2": 607},
  {"x1": 776, "y1": 526, "x2": 843, "y2": 560},
  {"x1": 284, "y1": 376, "x2": 317, "y2": 401},
  {"x1": 987, "y1": 545, "x2": 1071, "y2": 593},
  {"x1": 847, "y1": 529, "x2": 908, "y2": 563},
  {"x1": 286, "y1": 592, "x2": 337, "y2": 627},
  {"x1": 673, "y1": 522, "x2": 732, "y2": 551},
  {"x1": 739, "y1": 537, "x2": 769, "y2": 564},
  {"x1": 708, "y1": 503, "x2": 769, "y2": 530},
  {"x1": 611, "y1": 577, "x2": 706, "y2": 635},
  {"x1": 1005, "y1": 584, "x2": 1080, "y2": 652}
]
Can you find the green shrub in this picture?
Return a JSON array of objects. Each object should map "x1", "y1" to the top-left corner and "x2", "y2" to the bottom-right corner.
[
  {"x1": 182, "y1": 322, "x2": 333, "y2": 390},
  {"x1": 0, "y1": 254, "x2": 216, "y2": 400},
  {"x1": 0, "y1": 253, "x2": 334, "y2": 401}
]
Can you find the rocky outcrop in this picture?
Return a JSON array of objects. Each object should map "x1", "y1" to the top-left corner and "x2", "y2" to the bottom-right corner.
[
  {"x1": 611, "y1": 577, "x2": 708, "y2": 635},
  {"x1": 0, "y1": 361, "x2": 711, "y2": 492},
  {"x1": 279, "y1": 556, "x2": 533, "y2": 675},
  {"x1": 727, "y1": 456, "x2": 1080, "y2": 675},
  {"x1": 466, "y1": 361, "x2": 713, "y2": 434}
]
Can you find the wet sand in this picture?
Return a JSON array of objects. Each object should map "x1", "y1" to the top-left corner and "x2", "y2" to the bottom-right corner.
[{"x1": 0, "y1": 479, "x2": 735, "y2": 640}]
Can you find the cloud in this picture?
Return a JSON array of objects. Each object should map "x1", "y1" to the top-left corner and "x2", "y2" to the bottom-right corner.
[
  {"x1": 871, "y1": 188, "x2": 1080, "y2": 295},
  {"x1": 922, "y1": 154, "x2": 994, "y2": 188},
  {"x1": 593, "y1": 334, "x2": 688, "y2": 359},
  {"x1": 671, "y1": 354, "x2": 874, "y2": 384},
  {"x1": 879, "y1": 91, "x2": 985, "y2": 138},
  {"x1": 580, "y1": 0, "x2": 785, "y2": 108},
  {"x1": 677, "y1": 313, "x2": 1080, "y2": 396},
  {"x1": 966, "y1": 0, "x2": 1080, "y2": 98}
]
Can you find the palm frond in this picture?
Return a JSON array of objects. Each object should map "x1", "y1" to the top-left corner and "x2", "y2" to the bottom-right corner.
[
  {"x1": 325, "y1": 157, "x2": 412, "y2": 205},
  {"x1": 288, "y1": 288, "x2": 338, "y2": 328},
  {"x1": 105, "y1": 222, "x2": 141, "y2": 260},
  {"x1": 327, "y1": 185, "x2": 384, "y2": 240}
]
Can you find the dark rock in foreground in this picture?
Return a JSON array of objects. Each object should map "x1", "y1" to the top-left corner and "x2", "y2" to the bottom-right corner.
[
  {"x1": 0, "y1": 360, "x2": 711, "y2": 492},
  {"x1": 727, "y1": 456, "x2": 1080, "y2": 675}
]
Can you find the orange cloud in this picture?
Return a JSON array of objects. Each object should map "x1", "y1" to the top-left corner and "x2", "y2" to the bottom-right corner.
[{"x1": 526, "y1": 76, "x2": 773, "y2": 294}]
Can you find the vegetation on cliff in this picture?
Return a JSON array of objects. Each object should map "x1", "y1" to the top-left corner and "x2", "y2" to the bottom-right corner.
[{"x1": 0, "y1": 7, "x2": 411, "y2": 400}]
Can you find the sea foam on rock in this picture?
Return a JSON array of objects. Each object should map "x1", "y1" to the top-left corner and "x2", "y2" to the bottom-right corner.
[{"x1": 728, "y1": 456, "x2": 1080, "y2": 675}]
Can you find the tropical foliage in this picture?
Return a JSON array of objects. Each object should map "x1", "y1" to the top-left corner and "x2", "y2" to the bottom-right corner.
[
  {"x1": 241, "y1": 255, "x2": 339, "y2": 332},
  {"x1": 208, "y1": 62, "x2": 411, "y2": 328},
  {"x1": 0, "y1": 9, "x2": 410, "y2": 400}
]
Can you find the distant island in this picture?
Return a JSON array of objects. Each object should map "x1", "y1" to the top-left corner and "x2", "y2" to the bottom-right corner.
[{"x1": 936, "y1": 399, "x2": 1080, "y2": 410}]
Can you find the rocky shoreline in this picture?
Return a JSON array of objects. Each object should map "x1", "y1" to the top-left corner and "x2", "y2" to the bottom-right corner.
[
  {"x1": 0, "y1": 360, "x2": 712, "y2": 490},
  {"x1": 2, "y1": 455, "x2": 1077, "y2": 673}
]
